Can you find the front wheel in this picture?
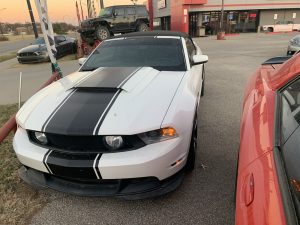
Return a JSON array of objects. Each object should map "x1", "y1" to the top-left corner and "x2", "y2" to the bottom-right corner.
[
  {"x1": 137, "y1": 23, "x2": 149, "y2": 32},
  {"x1": 95, "y1": 26, "x2": 110, "y2": 41},
  {"x1": 185, "y1": 112, "x2": 197, "y2": 172}
]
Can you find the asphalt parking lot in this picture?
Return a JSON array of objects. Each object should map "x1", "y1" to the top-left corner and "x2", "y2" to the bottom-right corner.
[{"x1": 0, "y1": 32, "x2": 296, "y2": 225}]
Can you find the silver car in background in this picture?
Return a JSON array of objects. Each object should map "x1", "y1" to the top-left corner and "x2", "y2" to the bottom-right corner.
[{"x1": 287, "y1": 35, "x2": 300, "y2": 55}]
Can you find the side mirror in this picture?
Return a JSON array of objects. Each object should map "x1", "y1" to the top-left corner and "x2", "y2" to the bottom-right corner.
[
  {"x1": 78, "y1": 57, "x2": 87, "y2": 66},
  {"x1": 192, "y1": 55, "x2": 208, "y2": 65},
  {"x1": 113, "y1": 12, "x2": 117, "y2": 17}
]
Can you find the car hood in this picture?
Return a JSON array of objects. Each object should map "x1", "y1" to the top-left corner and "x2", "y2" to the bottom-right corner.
[
  {"x1": 16, "y1": 67, "x2": 185, "y2": 136},
  {"x1": 81, "y1": 17, "x2": 105, "y2": 26},
  {"x1": 18, "y1": 44, "x2": 46, "y2": 54}
]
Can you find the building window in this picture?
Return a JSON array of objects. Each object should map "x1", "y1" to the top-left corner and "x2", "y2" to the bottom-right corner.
[{"x1": 200, "y1": 10, "x2": 259, "y2": 35}]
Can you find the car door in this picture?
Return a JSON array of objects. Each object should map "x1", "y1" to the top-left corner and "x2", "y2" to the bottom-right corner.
[
  {"x1": 55, "y1": 36, "x2": 67, "y2": 57},
  {"x1": 274, "y1": 21, "x2": 282, "y2": 32},
  {"x1": 186, "y1": 38, "x2": 203, "y2": 98},
  {"x1": 112, "y1": 7, "x2": 128, "y2": 32},
  {"x1": 281, "y1": 21, "x2": 291, "y2": 32},
  {"x1": 126, "y1": 7, "x2": 136, "y2": 31}
]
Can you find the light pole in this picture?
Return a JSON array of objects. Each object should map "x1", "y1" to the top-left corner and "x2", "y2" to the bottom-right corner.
[
  {"x1": 220, "y1": 0, "x2": 224, "y2": 31},
  {"x1": 0, "y1": 8, "x2": 7, "y2": 35},
  {"x1": 217, "y1": 0, "x2": 225, "y2": 40}
]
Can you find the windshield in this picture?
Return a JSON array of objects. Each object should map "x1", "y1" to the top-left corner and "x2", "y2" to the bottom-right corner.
[
  {"x1": 81, "y1": 37, "x2": 186, "y2": 72},
  {"x1": 280, "y1": 77, "x2": 300, "y2": 220},
  {"x1": 99, "y1": 7, "x2": 113, "y2": 17},
  {"x1": 32, "y1": 37, "x2": 45, "y2": 45},
  {"x1": 291, "y1": 36, "x2": 300, "y2": 44}
]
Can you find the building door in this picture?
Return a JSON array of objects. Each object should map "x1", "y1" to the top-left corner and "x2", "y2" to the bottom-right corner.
[
  {"x1": 161, "y1": 16, "x2": 171, "y2": 30},
  {"x1": 189, "y1": 13, "x2": 198, "y2": 37}
]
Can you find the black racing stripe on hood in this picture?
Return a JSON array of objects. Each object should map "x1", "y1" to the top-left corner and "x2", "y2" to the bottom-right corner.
[
  {"x1": 44, "y1": 89, "x2": 120, "y2": 136},
  {"x1": 76, "y1": 67, "x2": 140, "y2": 89}
]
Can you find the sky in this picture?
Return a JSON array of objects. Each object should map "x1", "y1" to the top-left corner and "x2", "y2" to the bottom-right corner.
[{"x1": 0, "y1": 0, "x2": 146, "y2": 24}]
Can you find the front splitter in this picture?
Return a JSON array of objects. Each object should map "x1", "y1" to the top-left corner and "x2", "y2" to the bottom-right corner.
[{"x1": 19, "y1": 166, "x2": 184, "y2": 200}]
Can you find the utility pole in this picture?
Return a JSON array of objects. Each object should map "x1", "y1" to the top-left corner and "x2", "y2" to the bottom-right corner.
[
  {"x1": 217, "y1": 0, "x2": 225, "y2": 40},
  {"x1": 0, "y1": 8, "x2": 7, "y2": 35},
  {"x1": 99, "y1": 0, "x2": 104, "y2": 9},
  {"x1": 220, "y1": 0, "x2": 224, "y2": 31},
  {"x1": 26, "y1": 0, "x2": 39, "y2": 38}
]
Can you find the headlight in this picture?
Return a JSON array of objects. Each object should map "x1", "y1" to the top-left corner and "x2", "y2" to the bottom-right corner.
[
  {"x1": 34, "y1": 132, "x2": 48, "y2": 145},
  {"x1": 291, "y1": 39, "x2": 300, "y2": 46},
  {"x1": 138, "y1": 127, "x2": 178, "y2": 144},
  {"x1": 103, "y1": 136, "x2": 124, "y2": 150}
]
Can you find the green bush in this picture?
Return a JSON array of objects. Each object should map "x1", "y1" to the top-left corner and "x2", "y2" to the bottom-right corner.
[{"x1": 0, "y1": 36, "x2": 9, "y2": 41}]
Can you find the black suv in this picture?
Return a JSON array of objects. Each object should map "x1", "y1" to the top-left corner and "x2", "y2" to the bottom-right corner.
[{"x1": 79, "y1": 5, "x2": 149, "y2": 42}]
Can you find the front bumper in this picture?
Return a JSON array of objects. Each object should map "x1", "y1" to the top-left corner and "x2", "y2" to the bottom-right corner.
[
  {"x1": 13, "y1": 128, "x2": 189, "y2": 197},
  {"x1": 17, "y1": 55, "x2": 49, "y2": 63},
  {"x1": 287, "y1": 44, "x2": 300, "y2": 55},
  {"x1": 19, "y1": 166, "x2": 184, "y2": 199}
]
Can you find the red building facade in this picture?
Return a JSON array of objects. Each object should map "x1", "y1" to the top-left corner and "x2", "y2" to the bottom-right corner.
[{"x1": 148, "y1": 0, "x2": 300, "y2": 35}]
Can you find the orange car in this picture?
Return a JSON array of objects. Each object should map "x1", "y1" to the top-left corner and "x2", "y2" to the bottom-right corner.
[{"x1": 235, "y1": 55, "x2": 300, "y2": 225}]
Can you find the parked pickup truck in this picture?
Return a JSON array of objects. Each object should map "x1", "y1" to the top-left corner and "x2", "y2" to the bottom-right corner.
[{"x1": 262, "y1": 21, "x2": 300, "y2": 32}]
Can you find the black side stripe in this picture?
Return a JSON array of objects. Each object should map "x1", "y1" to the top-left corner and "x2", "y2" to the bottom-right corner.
[
  {"x1": 43, "y1": 149, "x2": 53, "y2": 174},
  {"x1": 94, "y1": 154, "x2": 102, "y2": 179},
  {"x1": 42, "y1": 89, "x2": 77, "y2": 132}
]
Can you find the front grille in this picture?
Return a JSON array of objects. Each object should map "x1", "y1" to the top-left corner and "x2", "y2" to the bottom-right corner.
[
  {"x1": 19, "y1": 52, "x2": 35, "y2": 57},
  {"x1": 28, "y1": 131, "x2": 146, "y2": 153}
]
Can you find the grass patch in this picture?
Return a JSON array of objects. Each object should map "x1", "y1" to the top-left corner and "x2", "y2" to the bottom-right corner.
[
  {"x1": 0, "y1": 52, "x2": 16, "y2": 63},
  {"x1": 0, "y1": 36, "x2": 9, "y2": 42},
  {"x1": 2, "y1": 35, "x2": 35, "y2": 42},
  {"x1": 0, "y1": 104, "x2": 47, "y2": 225}
]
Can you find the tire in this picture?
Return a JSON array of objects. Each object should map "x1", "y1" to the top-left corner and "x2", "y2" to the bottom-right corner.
[
  {"x1": 95, "y1": 26, "x2": 110, "y2": 41},
  {"x1": 137, "y1": 23, "x2": 149, "y2": 32},
  {"x1": 267, "y1": 27, "x2": 273, "y2": 32},
  {"x1": 234, "y1": 151, "x2": 240, "y2": 203},
  {"x1": 185, "y1": 111, "x2": 197, "y2": 172},
  {"x1": 201, "y1": 66, "x2": 205, "y2": 97}
]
